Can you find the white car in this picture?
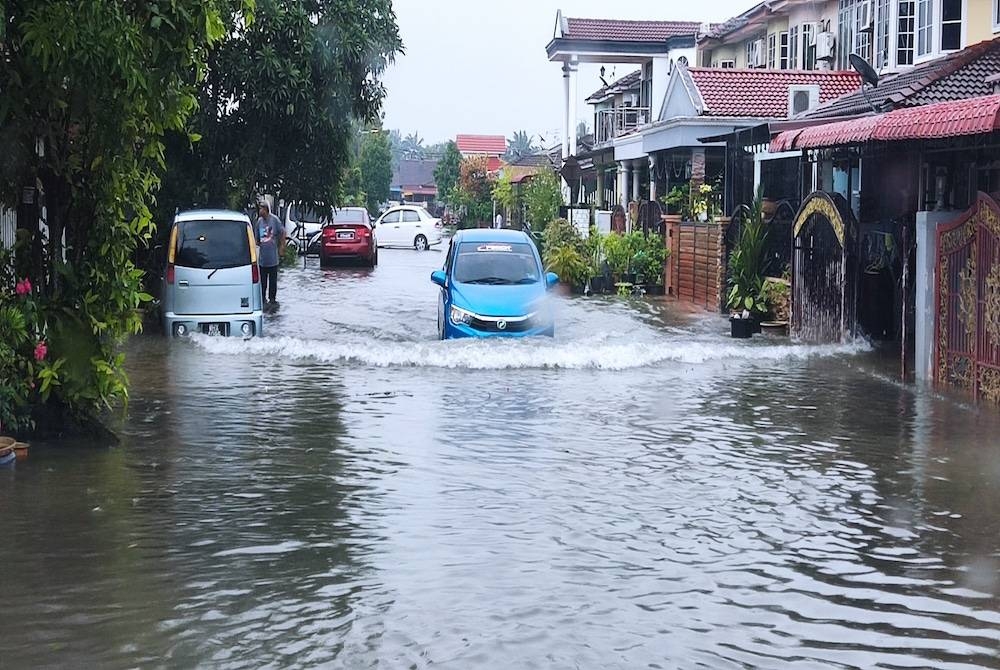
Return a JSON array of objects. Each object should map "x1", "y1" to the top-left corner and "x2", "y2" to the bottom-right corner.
[{"x1": 374, "y1": 206, "x2": 443, "y2": 250}]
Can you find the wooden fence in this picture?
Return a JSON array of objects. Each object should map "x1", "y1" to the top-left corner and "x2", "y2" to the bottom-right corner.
[{"x1": 666, "y1": 217, "x2": 729, "y2": 312}]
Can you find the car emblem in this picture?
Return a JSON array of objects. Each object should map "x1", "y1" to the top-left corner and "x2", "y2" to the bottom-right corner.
[{"x1": 497, "y1": 320, "x2": 507, "y2": 330}]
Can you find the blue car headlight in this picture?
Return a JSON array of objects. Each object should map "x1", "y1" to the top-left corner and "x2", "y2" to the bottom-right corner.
[{"x1": 450, "y1": 305, "x2": 474, "y2": 326}]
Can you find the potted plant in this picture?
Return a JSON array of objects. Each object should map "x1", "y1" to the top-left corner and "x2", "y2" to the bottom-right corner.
[
  {"x1": 584, "y1": 229, "x2": 608, "y2": 294},
  {"x1": 603, "y1": 232, "x2": 630, "y2": 287},
  {"x1": 760, "y1": 275, "x2": 791, "y2": 335},
  {"x1": 545, "y1": 244, "x2": 588, "y2": 294},
  {"x1": 727, "y1": 188, "x2": 769, "y2": 338}
]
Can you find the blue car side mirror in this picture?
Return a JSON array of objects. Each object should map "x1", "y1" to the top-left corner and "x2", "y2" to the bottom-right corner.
[
  {"x1": 431, "y1": 270, "x2": 447, "y2": 287},
  {"x1": 546, "y1": 272, "x2": 559, "y2": 289}
]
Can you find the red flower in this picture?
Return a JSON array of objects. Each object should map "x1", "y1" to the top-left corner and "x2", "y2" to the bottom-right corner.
[
  {"x1": 34, "y1": 341, "x2": 47, "y2": 361},
  {"x1": 15, "y1": 278, "x2": 32, "y2": 295}
]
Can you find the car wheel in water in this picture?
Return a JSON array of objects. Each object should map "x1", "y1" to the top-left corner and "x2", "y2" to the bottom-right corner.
[{"x1": 414, "y1": 234, "x2": 428, "y2": 251}]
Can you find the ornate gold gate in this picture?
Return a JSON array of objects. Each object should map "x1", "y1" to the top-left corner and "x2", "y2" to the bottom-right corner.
[{"x1": 935, "y1": 193, "x2": 1000, "y2": 402}]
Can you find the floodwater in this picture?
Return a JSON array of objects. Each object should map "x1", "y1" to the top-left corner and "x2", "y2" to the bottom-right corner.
[{"x1": 3, "y1": 246, "x2": 1000, "y2": 669}]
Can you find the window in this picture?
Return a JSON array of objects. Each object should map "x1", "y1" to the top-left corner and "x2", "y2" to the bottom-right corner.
[
  {"x1": 453, "y1": 242, "x2": 541, "y2": 285},
  {"x1": 789, "y1": 26, "x2": 800, "y2": 69},
  {"x1": 940, "y1": 0, "x2": 962, "y2": 51},
  {"x1": 640, "y1": 61, "x2": 653, "y2": 109},
  {"x1": 747, "y1": 38, "x2": 762, "y2": 67},
  {"x1": 720, "y1": 59, "x2": 736, "y2": 68},
  {"x1": 767, "y1": 33, "x2": 777, "y2": 68},
  {"x1": 897, "y1": 0, "x2": 916, "y2": 65},
  {"x1": 854, "y1": 0, "x2": 872, "y2": 62},
  {"x1": 779, "y1": 31, "x2": 790, "y2": 68},
  {"x1": 803, "y1": 23, "x2": 817, "y2": 69},
  {"x1": 175, "y1": 220, "x2": 251, "y2": 270},
  {"x1": 402, "y1": 210, "x2": 421, "y2": 223},
  {"x1": 838, "y1": 0, "x2": 854, "y2": 69},
  {"x1": 996, "y1": 0, "x2": 1000, "y2": 30},
  {"x1": 874, "y1": 0, "x2": 891, "y2": 69},
  {"x1": 917, "y1": 0, "x2": 933, "y2": 57},
  {"x1": 382, "y1": 211, "x2": 400, "y2": 224}
]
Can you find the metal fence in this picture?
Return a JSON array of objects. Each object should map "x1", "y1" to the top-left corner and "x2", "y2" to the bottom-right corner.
[{"x1": 0, "y1": 207, "x2": 16, "y2": 250}]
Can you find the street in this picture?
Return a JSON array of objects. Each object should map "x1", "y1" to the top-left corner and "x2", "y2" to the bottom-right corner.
[{"x1": 3, "y1": 247, "x2": 1000, "y2": 669}]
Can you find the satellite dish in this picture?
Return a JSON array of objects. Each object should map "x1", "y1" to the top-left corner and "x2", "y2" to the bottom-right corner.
[{"x1": 849, "y1": 54, "x2": 879, "y2": 88}]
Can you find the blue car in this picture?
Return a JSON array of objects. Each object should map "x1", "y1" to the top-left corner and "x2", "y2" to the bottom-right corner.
[{"x1": 431, "y1": 229, "x2": 559, "y2": 339}]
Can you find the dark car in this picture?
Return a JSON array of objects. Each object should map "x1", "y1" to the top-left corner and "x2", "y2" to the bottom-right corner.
[{"x1": 318, "y1": 207, "x2": 377, "y2": 268}]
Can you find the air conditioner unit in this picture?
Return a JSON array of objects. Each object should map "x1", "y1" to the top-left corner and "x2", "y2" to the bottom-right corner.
[
  {"x1": 788, "y1": 85, "x2": 821, "y2": 116},
  {"x1": 815, "y1": 31, "x2": 835, "y2": 61}
]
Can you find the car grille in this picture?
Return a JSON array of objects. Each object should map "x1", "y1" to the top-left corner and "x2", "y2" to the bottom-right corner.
[{"x1": 469, "y1": 315, "x2": 535, "y2": 333}]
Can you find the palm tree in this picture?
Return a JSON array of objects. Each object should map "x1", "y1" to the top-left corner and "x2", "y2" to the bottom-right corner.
[
  {"x1": 402, "y1": 132, "x2": 425, "y2": 159},
  {"x1": 505, "y1": 130, "x2": 537, "y2": 161}
]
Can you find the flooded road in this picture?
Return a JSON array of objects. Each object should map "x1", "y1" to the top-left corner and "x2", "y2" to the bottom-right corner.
[{"x1": 4, "y1": 246, "x2": 1000, "y2": 669}]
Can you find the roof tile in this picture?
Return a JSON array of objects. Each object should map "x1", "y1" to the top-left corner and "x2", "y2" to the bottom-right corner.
[
  {"x1": 804, "y1": 36, "x2": 1000, "y2": 119},
  {"x1": 455, "y1": 134, "x2": 507, "y2": 155},
  {"x1": 686, "y1": 68, "x2": 862, "y2": 118},
  {"x1": 564, "y1": 17, "x2": 701, "y2": 42}
]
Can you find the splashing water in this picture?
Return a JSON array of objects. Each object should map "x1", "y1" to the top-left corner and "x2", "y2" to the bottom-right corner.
[{"x1": 191, "y1": 332, "x2": 870, "y2": 370}]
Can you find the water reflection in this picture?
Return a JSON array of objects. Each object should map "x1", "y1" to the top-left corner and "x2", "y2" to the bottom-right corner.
[{"x1": 2, "y1": 249, "x2": 1000, "y2": 668}]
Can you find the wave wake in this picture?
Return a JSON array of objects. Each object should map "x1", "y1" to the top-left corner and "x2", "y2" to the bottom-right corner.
[{"x1": 191, "y1": 334, "x2": 869, "y2": 371}]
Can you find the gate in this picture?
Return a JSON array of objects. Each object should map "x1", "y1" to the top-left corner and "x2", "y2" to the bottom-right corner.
[
  {"x1": 935, "y1": 193, "x2": 1000, "y2": 402},
  {"x1": 791, "y1": 191, "x2": 858, "y2": 343},
  {"x1": 636, "y1": 200, "x2": 664, "y2": 236}
]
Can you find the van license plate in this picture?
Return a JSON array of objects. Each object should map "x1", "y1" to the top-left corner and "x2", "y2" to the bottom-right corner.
[{"x1": 206, "y1": 324, "x2": 220, "y2": 336}]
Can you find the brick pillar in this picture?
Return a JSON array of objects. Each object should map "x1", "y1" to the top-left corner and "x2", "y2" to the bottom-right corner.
[
  {"x1": 715, "y1": 216, "x2": 731, "y2": 313},
  {"x1": 662, "y1": 214, "x2": 682, "y2": 296},
  {"x1": 690, "y1": 148, "x2": 706, "y2": 189}
]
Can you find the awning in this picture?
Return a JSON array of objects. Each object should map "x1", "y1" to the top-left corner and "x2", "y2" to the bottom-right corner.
[{"x1": 770, "y1": 94, "x2": 1000, "y2": 152}]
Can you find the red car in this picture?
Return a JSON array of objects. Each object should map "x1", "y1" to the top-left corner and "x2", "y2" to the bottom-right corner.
[{"x1": 318, "y1": 208, "x2": 377, "y2": 267}]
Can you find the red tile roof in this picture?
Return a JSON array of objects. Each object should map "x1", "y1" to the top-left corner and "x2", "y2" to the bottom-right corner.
[
  {"x1": 685, "y1": 68, "x2": 862, "y2": 118},
  {"x1": 456, "y1": 134, "x2": 507, "y2": 155},
  {"x1": 771, "y1": 94, "x2": 1000, "y2": 151},
  {"x1": 564, "y1": 17, "x2": 702, "y2": 42}
]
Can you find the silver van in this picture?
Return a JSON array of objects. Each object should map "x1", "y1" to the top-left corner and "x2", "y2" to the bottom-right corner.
[{"x1": 161, "y1": 209, "x2": 263, "y2": 338}]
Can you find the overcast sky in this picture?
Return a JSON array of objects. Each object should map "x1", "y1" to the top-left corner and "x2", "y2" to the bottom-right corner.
[{"x1": 380, "y1": 0, "x2": 751, "y2": 147}]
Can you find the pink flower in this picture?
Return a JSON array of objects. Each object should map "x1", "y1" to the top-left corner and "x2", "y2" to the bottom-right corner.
[
  {"x1": 34, "y1": 341, "x2": 47, "y2": 362},
  {"x1": 15, "y1": 278, "x2": 32, "y2": 295}
]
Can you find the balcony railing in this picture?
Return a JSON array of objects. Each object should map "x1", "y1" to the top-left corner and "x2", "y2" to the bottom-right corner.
[{"x1": 595, "y1": 106, "x2": 651, "y2": 145}]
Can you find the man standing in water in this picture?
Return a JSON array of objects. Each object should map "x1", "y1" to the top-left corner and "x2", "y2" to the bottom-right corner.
[{"x1": 256, "y1": 202, "x2": 285, "y2": 306}]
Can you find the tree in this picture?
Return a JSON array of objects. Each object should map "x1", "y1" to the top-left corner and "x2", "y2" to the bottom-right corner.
[
  {"x1": 402, "y1": 132, "x2": 426, "y2": 159},
  {"x1": 524, "y1": 169, "x2": 565, "y2": 228},
  {"x1": 454, "y1": 156, "x2": 496, "y2": 227},
  {"x1": 158, "y1": 0, "x2": 403, "y2": 223},
  {"x1": 0, "y1": 0, "x2": 234, "y2": 433},
  {"x1": 506, "y1": 130, "x2": 537, "y2": 162},
  {"x1": 492, "y1": 170, "x2": 516, "y2": 223},
  {"x1": 359, "y1": 130, "x2": 392, "y2": 216},
  {"x1": 433, "y1": 141, "x2": 462, "y2": 205}
]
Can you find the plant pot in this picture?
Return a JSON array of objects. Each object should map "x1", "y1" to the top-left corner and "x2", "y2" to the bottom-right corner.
[
  {"x1": 730, "y1": 317, "x2": 754, "y2": 339},
  {"x1": 753, "y1": 318, "x2": 762, "y2": 334},
  {"x1": 0, "y1": 446, "x2": 14, "y2": 467},
  {"x1": 0, "y1": 436, "x2": 14, "y2": 450},
  {"x1": 12, "y1": 442, "x2": 29, "y2": 462},
  {"x1": 589, "y1": 276, "x2": 607, "y2": 294},
  {"x1": 760, "y1": 321, "x2": 789, "y2": 336},
  {"x1": 644, "y1": 283, "x2": 665, "y2": 296}
]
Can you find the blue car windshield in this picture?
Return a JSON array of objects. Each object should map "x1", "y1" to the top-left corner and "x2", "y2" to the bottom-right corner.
[{"x1": 453, "y1": 242, "x2": 540, "y2": 285}]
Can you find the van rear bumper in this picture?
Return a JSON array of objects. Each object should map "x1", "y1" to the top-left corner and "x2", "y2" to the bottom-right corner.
[{"x1": 163, "y1": 311, "x2": 264, "y2": 338}]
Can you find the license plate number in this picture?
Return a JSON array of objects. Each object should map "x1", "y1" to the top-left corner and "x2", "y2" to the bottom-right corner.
[
  {"x1": 206, "y1": 324, "x2": 221, "y2": 336},
  {"x1": 336, "y1": 230, "x2": 354, "y2": 240}
]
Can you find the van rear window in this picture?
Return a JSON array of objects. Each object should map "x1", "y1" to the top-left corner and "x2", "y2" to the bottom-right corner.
[{"x1": 175, "y1": 220, "x2": 251, "y2": 269}]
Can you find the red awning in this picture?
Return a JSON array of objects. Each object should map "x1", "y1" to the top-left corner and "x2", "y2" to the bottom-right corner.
[{"x1": 770, "y1": 94, "x2": 1000, "y2": 152}]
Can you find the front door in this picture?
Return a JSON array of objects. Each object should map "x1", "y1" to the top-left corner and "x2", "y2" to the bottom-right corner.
[{"x1": 379, "y1": 211, "x2": 401, "y2": 246}]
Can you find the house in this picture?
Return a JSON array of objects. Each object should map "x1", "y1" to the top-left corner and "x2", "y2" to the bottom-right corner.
[
  {"x1": 391, "y1": 158, "x2": 439, "y2": 206},
  {"x1": 456, "y1": 134, "x2": 507, "y2": 172},
  {"x1": 546, "y1": 9, "x2": 705, "y2": 171}
]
